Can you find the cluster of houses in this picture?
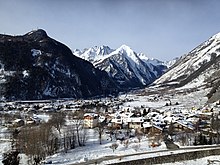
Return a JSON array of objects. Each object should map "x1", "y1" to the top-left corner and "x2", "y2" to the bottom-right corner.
[
  {"x1": 0, "y1": 96, "x2": 218, "y2": 139},
  {"x1": 83, "y1": 105, "x2": 215, "y2": 136},
  {"x1": 7, "y1": 115, "x2": 42, "y2": 127}
]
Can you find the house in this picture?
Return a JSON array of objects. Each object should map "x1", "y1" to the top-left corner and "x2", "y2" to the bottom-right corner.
[
  {"x1": 111, "y1": 115, "x2": 123, "y2": 129},
  {"x1": 143, "y1": 122, "x2": 163, "y2": 135},
  {"x1": 105, "y1": 114, "x2": 113, "y2": 123},
  {"x1": 173, "y1": 121, "x2": 194, "y2": 132},
  {"x1": 26, "y1": 116, "x2": 41, "y2": 125},
  {"x1": 128, "y1": 117, "x2": 144, "y2": 129},
  {"x1": 110, "y1": 111, "x2": 133, "y2": 129},
  {"x1": 148, "y1": 125, "x2": 163, "y2": 135},
  {"x1": 83, "y1": 113, "x2": 98, "y2": 128},
  {"x1": 143, "y1": 122, "x2": 152, "y2": 134},
  {"x1": 12, "y1": 119, "x2": 25, "y2": 127}
]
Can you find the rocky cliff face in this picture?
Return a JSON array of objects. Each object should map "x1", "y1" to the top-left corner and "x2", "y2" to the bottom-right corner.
[{"x1": 0, "y1": 29, "x2": 117, "y2": 100}]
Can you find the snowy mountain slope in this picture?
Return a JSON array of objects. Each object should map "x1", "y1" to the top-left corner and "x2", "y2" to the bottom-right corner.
[
  {"x1": 73, "y1": 45, "x2": 114, "y2": 63},
  {"x1": 163, "y1": 57, "x2": 179, "y2": 68},
  {"x1": 74, "y1": 45, "x2": 168, "y2": 89},
  {"x1": 0, "y1": 29, "x2": 118, "y2": 100},
  {"x1": 153, "y1": 32, "x2": 220, "y2": 102},
  {"x1": 137, "y1": 53, "x2": 171, "y2": 76}
]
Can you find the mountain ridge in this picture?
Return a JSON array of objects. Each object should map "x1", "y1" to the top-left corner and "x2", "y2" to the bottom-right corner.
[
  {"x1": 0, "y1": 29, "x2": 118, "y2": 100},
  {"x1": 73, "y1": 44, "x2": 169, "y2": 89},
  {"x1": 152, "y1": 31, "x2": 220, "y2": 103}
]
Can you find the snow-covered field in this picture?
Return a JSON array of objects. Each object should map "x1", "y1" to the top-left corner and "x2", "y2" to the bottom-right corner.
[{"x1": 44, "y1": 132, "x2": 166, "y2": 165}]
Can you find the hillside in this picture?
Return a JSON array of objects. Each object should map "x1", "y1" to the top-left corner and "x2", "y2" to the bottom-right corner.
[
  {"x1": 0, "y1": 29, "x2": 118, "y2": 100},
  {"x1": 153, "y1": 32, "x2": 220, "y2": 103}
]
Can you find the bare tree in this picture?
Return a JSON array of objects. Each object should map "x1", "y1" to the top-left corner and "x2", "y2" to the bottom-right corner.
[
  {"x1": 48, "y1": 112, "x2": 66, "y2": 133},
  {"x1": 96, "y1": 122, "x2": 105, "y2": 145},
  {"x1": 109, "y1": 143, "x2": 118, "y2": 153},
  {"x1": 17, "y1": 126, "x2": 45, "y2": 164},
  {"x1": 123, "y1": 139, "x2": 129, "y2": 149},
  {"x1": 71, "y1": 111, "x2": 86, "y2": 146},
  {"x1": 168, "y1": 121, "x2": 174, "y2": 136},
  {"x1": 180, "y1": 133, "x2": 187, "y2": 146},
  {"x1": 79, "y1": 127, "x2": 88, "y2": 146},
  {"x1": 135, "y1": 129, "x2": 144, "y2": 143},
  {"x1": 210, "y1": 115, "x2": 220, "y2": 143},
  {"x1": 16, "y1": 123, "x2": 58, "y2": 165},
  {"x1": 65, "y1": 125, "x2": 76, "y2": 149}
]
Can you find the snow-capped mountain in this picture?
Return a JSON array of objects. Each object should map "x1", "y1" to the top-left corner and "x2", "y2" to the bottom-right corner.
[
  {"x1": 153, "y1": 32, "x2": 220, "y2": 102},
  {"x1": 73, "y1": 45, "x2": 114, "y2": 63},
  {"x1": 74, "y1": 45, "x2": 168, "y2": 89},
  {"x1": 163, "y1": 57, "x2": 179, "y2": 68},
  {"x1": 0, "y1": 29, "x2": 118, "y2": 100}
]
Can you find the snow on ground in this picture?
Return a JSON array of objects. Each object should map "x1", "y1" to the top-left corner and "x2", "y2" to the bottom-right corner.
[
  {"x1": 0, "y1": 126, "x2": 11, "y2": 165},
  {"x1": 43, "y1": 87, "x2": 212, "y2": 165},
  {"x1": 33, "y1": 113, "x2": 50, "y2": 122},
  {"x1": 45, "y1": 129, "x2": 166, "y2": 164},
  {"x1": 45, "y1": 141, "x2": 220, "y2": 165},
  {"x1": 0, "y1": 86, "x2": 215, "y2": 165},
  {"x1": 0, "y1": 142, "x2": 11, "y2": 165},
  {"x1": 120, "y1": 87, "x2": 209, "y2": 113},
  {"x1": 122, "y1": 95, "x2": 166, "y2": 109},
  {"x1": 31, "y1": 49, "x2": 42, "y2": 57},
  {"x1": 43, "y1": 88, "x2": 205, "y2": 164}
]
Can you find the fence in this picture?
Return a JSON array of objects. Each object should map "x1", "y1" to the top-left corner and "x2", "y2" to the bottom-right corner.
[{"x1": 109, "y1": 147, "x2": 220, "y2": 165}]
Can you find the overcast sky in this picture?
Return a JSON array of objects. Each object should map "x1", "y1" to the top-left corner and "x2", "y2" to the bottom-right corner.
[{"x1": 1, "y1": 0, "x2": 220, "y2": 61}]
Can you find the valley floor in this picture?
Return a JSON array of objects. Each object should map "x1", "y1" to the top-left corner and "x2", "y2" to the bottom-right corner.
[
  {"x1": 43, "y1": 86, "x2": 218, "y2": 165},
  {"x1": 1, "y1": 85, "x2": 219, "y2": 165}
]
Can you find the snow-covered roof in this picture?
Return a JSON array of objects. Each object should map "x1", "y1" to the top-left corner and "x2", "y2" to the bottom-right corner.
[
  {"x1": 13, "y1": 119, "x2": 24, "y2": 123},
  {"x1": 143, "y1": 122, "x2": 152, "y2": 128},
  {"x1": 175, "y1": 120, "x2": 194, "y2": 130},
  {"x1": 151, "y1": 125, "x2": 163, "y2": 131},
  {"x1": 84, "y1": 113, "x2": 98, "y2": 117},
  {"x1": 99, "y1": 116, "x2": 106, "y2": 122},
  {"x1": 128, "y1": 117, "x2": 144, "y2": 123}
]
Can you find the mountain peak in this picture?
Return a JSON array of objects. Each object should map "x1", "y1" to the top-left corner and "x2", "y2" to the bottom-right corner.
[
  {"x1": 118, "y1": 44, "x2": 132, "y2": 51},
  {"x1": 137, "y1": 53, "x2": 149, "y2": 61},
  {"x1": 74, "y1": 44, "x2": 168, "y2": 89},
  {"x1": 115, "y1": 44, "x2": 135, "y2": 56},
  {"x1": 96, "y1": 45, "x2": 113, "y2": 55},
  {"x1": 210, "y1": 32, "x2": 220, "y2": 41},
  {"x1": 24, "y1": 29, "x2": 48, "y2": 41},
  {"x1": 26, "y1": 29, "x2": 47, "y2": 36},
  {"x1": 73, "y1": 45, "x2": 114, "y2": 63},
  {"x1": 99, "y1": 45, "x2": 111, "y2": 49}
]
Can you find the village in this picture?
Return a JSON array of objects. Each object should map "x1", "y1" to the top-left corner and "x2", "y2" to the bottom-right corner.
[{"x1": 1, "y1": 87, "x2": 220, "y2": 164}]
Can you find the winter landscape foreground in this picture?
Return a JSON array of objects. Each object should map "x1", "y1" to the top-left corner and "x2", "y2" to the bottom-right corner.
[{"x1": 1, "y1": 84, "x2": 220, "y2": 165}]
